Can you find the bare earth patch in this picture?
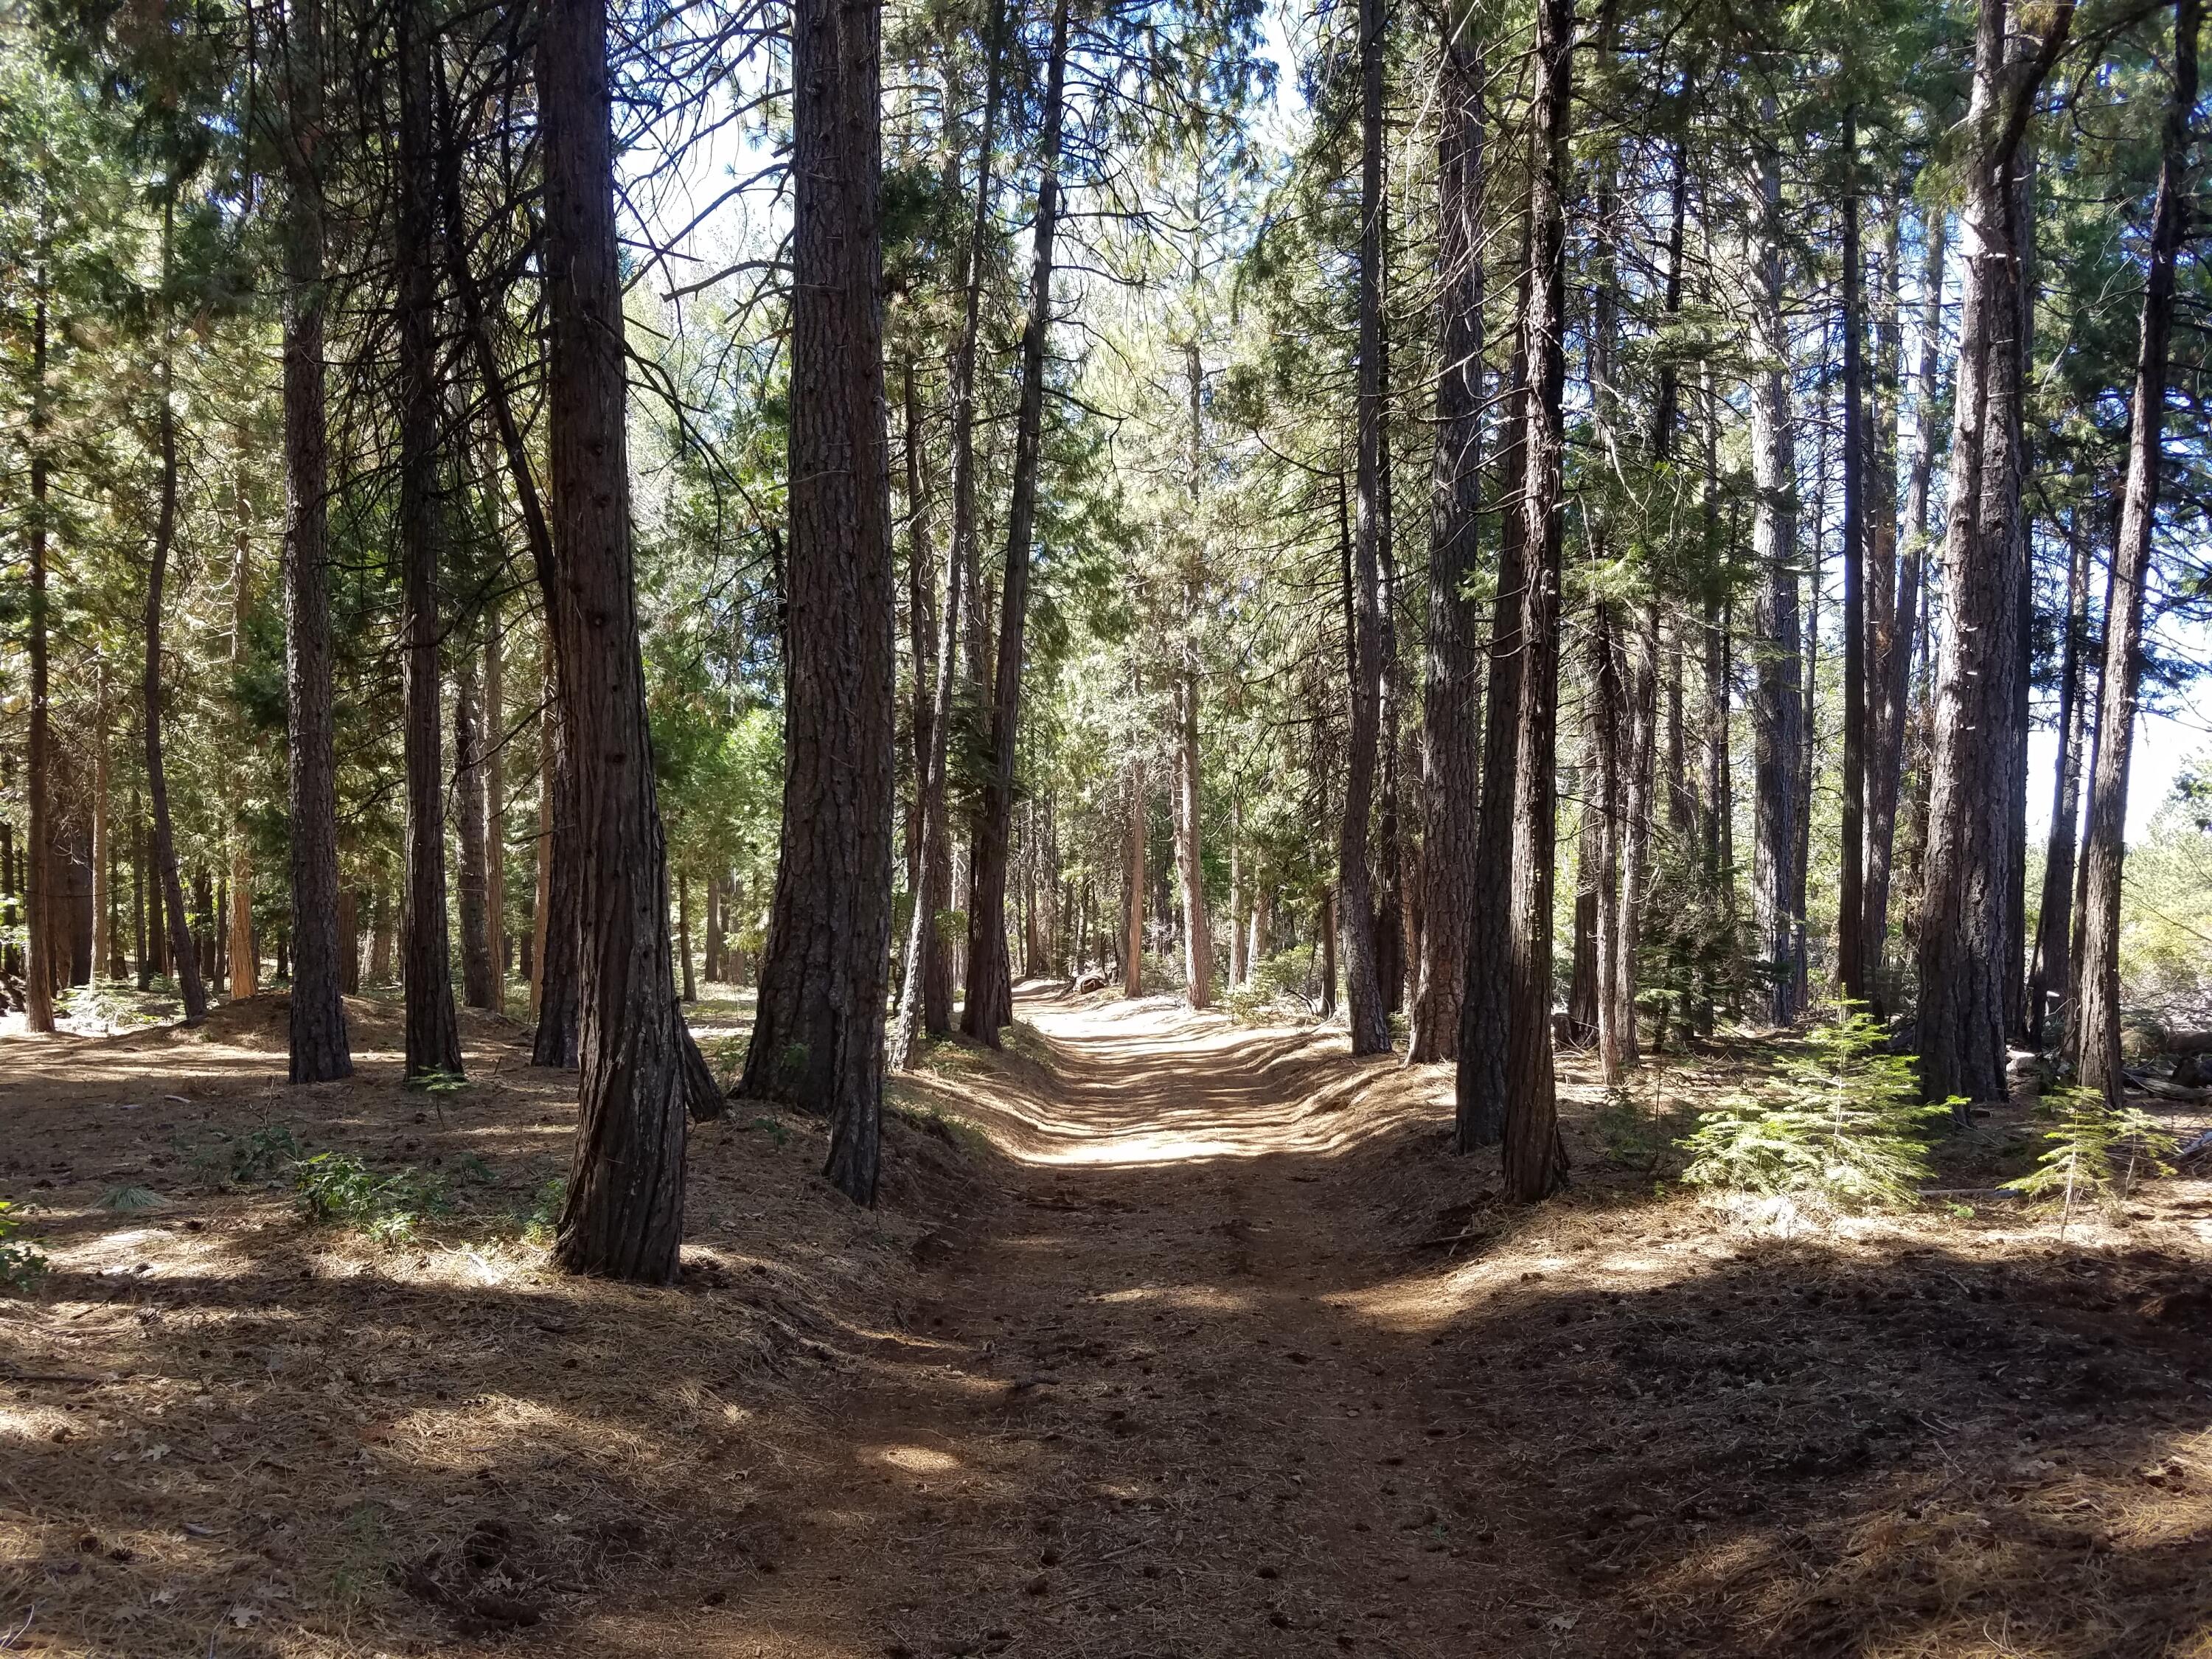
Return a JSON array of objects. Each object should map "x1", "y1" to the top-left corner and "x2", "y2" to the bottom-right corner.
[{"x1": 4, "y1": 987, "x2": 2211, "y2": 1657}]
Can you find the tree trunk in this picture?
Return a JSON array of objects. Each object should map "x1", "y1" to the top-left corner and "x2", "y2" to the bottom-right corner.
[
  {"x1": 2076, "y1": 0, "x2": 2194, "y2": 1104},
  {"x1": 1495, "y1": 0, "x2": 1571, "y2": 1200},
  {"x1": 456, "y1": 653, "x2": 495, "y2": 1010},
  {"x1": 221, "y1": 437, "x2": 254, "y2": 999},
  {"x1": 2027, "y1": 508, "x2": 2092, "y2": 1048},
  {"x1": 677, "y1": 876, "x2": 695, "y2": 1002},
  {"x1": 737, "y1": 0, "x2": 897, "y2": 1205},
  {"x1": 276, "y1": 0, "x2": 349, "y2": 1073},
  {"x1": 1747, "y1": 113, "x2": 1804, "y2": 1028},
  {"x1": 1319, "y1": 886, "x2": 1338, "y2": 1018},
  {"x1": 1921, "y1": 0, "x2": 2073, "y2": 1106},
  {"x1": 484, "y1": 610, "x2": 506, "y2": 1014},
  {"x1": 1837, "y1": 114, "x2": 1869, "y2": 1005},
  {"x1": 962, "y1": 0, "x2": 1071, "y2": 1046},
  {"x1": 1456, "y1": 239, "x2": 1531, "y2": 1150},
  {"x1": 1124, "y1": 759, "x2": 1146, "y2": 995},
  {"x1": 435, "y1": 68, "x2": 572, "y2": 1058},
  {"x1": 91, "y1": 681, "x2": 111, "y2": 985},
  {"x1": 532, "y1": 650, "x2": 582, "y2": 1065},
  {"x1": 397, "y1": 0, "x2": 462, "y2": 1077},
  {"x1": 1338, "y1": 0, "x2": 1391, "y2": 1057},
  {"x1": 540, "y1": 0, "x2": 695, "y2": 1273},
  {"x1": 1862, "y1": 206, "x2": 1921, "y2": 1015},
  {"x1": 1409, "y1": 0, "x2": 1484, "y2": 1065},
  {"x1": 24, "y1": 282, "x2": 55, "y2": 1033},
  {"x1": 1228, "y1": 796, "x2": 1247, "y2": 990},
  {"x1": 147, "y1": 204, "x2": 207, "y2": 1027}
]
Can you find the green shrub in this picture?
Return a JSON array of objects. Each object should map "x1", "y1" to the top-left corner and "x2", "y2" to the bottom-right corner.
[
  {"x1": 1679, "y1": 1004, "x2": 1955, "y2": 1212},
  {"x1": 294, "y1": 1152, "x2": 451, "y2": 1247},
  {"x1": 0, "y1": 1200, "x2": 50, "y2": 1292},
  {"x1": 1223, "y1": 946, "x2": 1321, "y2": 1023},
  {"x1": 2006, "y1": 1088, "x2": 2178, "y2": 1234}
]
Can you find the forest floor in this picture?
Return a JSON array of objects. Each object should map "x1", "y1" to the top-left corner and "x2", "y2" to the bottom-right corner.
[{"x1": 4, "y1": 987, "x2": 2212, "y2": 1658}]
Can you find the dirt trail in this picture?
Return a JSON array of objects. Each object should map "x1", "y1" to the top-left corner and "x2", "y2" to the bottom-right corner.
[{"x1": 599, "y1": 990, "x2": 1491, "y2": 1659}]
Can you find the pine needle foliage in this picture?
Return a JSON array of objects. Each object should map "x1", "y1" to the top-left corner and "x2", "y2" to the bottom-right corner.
[
  {"x1": 1679, "y1": 1006, "x2": 1956, "y2": 1211},
  {"x1": 2006, "y1": 1088, "x2": 2179, "y2": 1232}
]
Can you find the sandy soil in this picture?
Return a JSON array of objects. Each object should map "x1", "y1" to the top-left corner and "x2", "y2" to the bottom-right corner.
[{"x1": 4, "y1": 987, "x2": 2212, "y2": 1658}]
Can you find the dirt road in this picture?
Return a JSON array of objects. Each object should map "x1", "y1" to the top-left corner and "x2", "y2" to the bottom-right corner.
[{"x1": 592, "y1": 991, "x2": 1500, "y2": 1658}]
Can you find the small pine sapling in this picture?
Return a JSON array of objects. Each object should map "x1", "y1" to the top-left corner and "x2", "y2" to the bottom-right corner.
[
  {"x1": 2006, "y1": 1088, "x2": 2178, "y2": 1236},
  {"x1": 1680, "y1": 1004, "x2": 1956, "y2": 1213}
]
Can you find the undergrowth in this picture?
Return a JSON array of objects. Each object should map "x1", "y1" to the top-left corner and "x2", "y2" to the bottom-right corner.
[
  {"x1": 0, "y1": 1199, "x2": 49, "y2": 1291},
  {"x1": 2006, "y1": 1088, "x2": 2179, "y2": 1234},
  {"x1": 1679, "y1": 1005, "x2": 1956, "y2": 1213}
]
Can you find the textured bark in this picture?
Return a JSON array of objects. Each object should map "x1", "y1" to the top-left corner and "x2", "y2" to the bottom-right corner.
[
  {"x1": 25, "y1": 285, "x2": 55, "y2": 1033},
  {"x1": 1837, "y1": 117, "x2": 1869, "y2": 1005},
  {"x1": 1337, "y1": 0, "x2": 1391, "y2": 1057},
  {"x1": 397, "y1": 1, "x2": 462, "y2": 1079},
  {"x1": 540, "y1": 0, "x2": 692, "y2": 1273},
  {"x1": 1747, "y1": 116, "x2": 1804, "y2": 1027},
  {"x1": 2077, "y1": 0, "x2": 2194, "y2": 1105},
  {"x1": 1455, "y1": 252, "x2": 1531, "y2": 1151},
  {"x1": 1497, "y1": 0, "x2": 1572, "y2": 1201},
  {"x1": 737, "y1": 0, "x2": 896, "y2": 1205},
  {"x1": 962, "y1": 0, "x2": 1071, "y2": 1045},
  {"x1": 1920, "y1": 0, "x2": 2073, "y2": 1105},
  {"x1": 1408, "y1": 0, "x2": 1484, "y2": 1065},
  {"x1": 276, "y1": 0, "x2": 350, "y2": 1072},
  {"x1": 2028, "y1": 509, "x2": 2093, "y2": 1046}
]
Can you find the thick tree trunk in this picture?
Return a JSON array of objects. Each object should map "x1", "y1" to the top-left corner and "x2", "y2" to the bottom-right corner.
[
  {"x1": 278, "y1": 0, "x2": 349, "y2": 1072},
  {"x1": 1408, "y1": 0, "x2": 1484, "y2": 1065},
  {"x1": 540, "y1": 0, "x2": 695, "y2": 1273},
  {"x1": 1920, "y1": 0, "x2": 2073, "y2": 1106},
  {"x1": 2077, "y1": 0, "x2": 2194, "y2": 1105},
  {"x1": 456, "y1": 655, "x2": 495, "y2": 1010},
  {"x1": 1496, "y1": 0, "x2": 1572, "y2": 1200},
  {"x1": 397, "y1": 1, "x2": 462, "y2": 1077},
  {"x1": 1455, "y1": 253, "x2": 1531, "y2": 1150},
  {"x1": 1747, "y1": 117, "x2": 1804, "y2": 1028},
  {"x1": 962, "y1": 0, "x2": 1071, "y2": 1046},
  {"x1": 1837, "y1": 116, "x2": 1869, "y2": 1004},
  {"x1": 1338, "y1": 0, "x2": 1391, "y2": 1057},
  {"x1": 737, "y1": 0, "x2": 897, "y2": 1203}
]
